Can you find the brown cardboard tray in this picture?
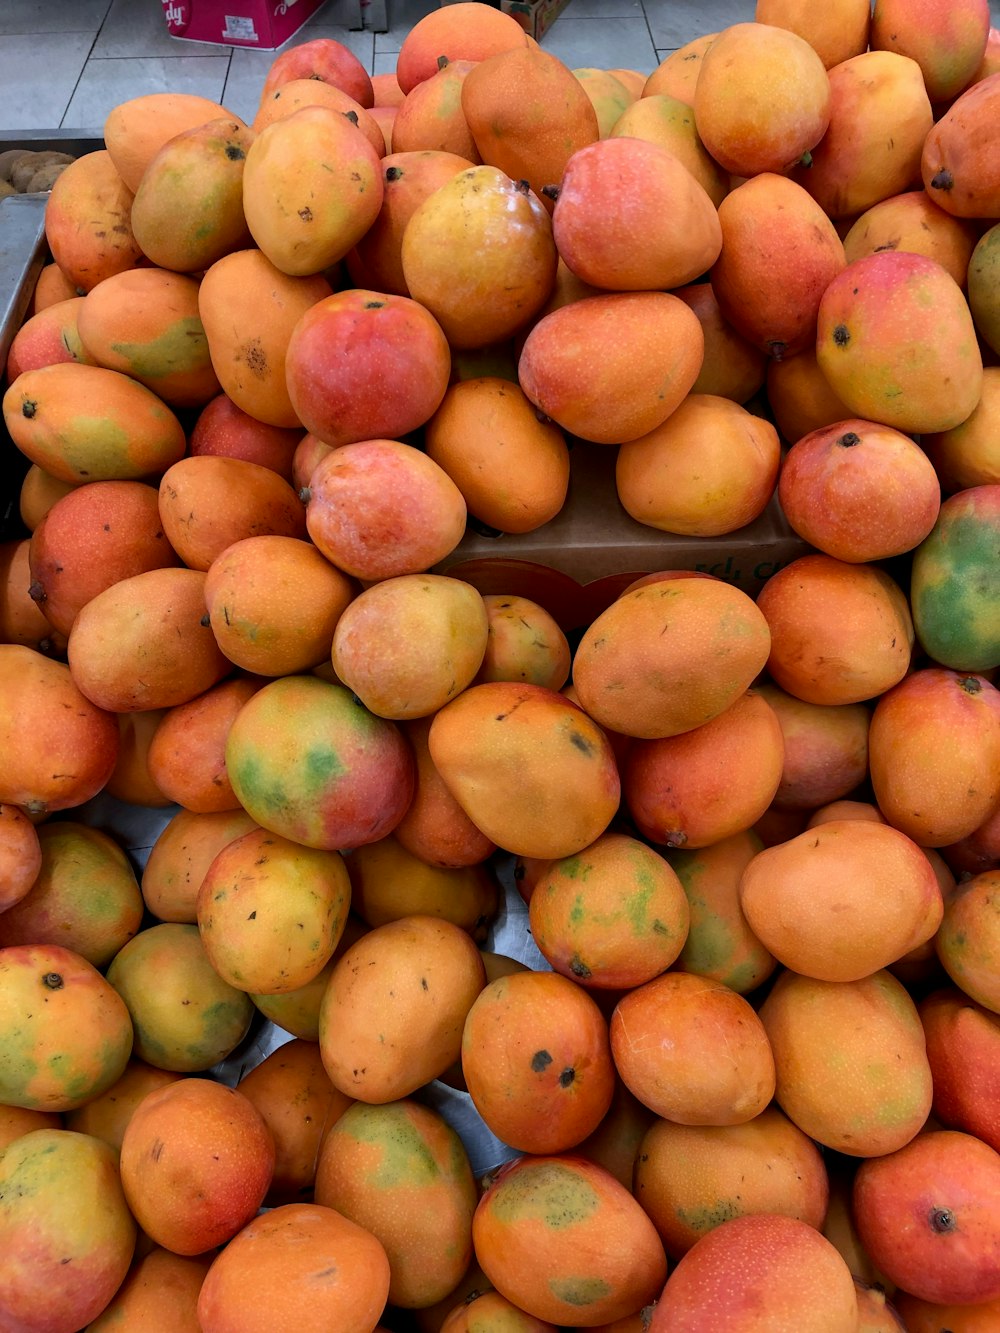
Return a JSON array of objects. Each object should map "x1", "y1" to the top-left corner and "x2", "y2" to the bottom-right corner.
[{"x1": 436, "y1": 440, "x2": 810, "y2": 629}]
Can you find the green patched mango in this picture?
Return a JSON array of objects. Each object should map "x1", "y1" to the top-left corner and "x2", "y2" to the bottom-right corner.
[{"x1": 910, "y1": 484, "x2": 1000, "y2": 673}]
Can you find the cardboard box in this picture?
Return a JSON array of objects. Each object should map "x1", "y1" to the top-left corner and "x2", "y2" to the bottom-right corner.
[
  {"x1": 500, "y1": 0, "x2": 573, "y2": 41},
  {"x1": 435, "y1": 443, "x2": 811, "y2": 630},
  {"x1": 161, "y1": 0, "x2": 330, "y2": 49}
]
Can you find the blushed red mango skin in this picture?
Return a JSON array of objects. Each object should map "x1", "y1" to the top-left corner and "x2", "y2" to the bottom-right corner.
[
  {"x1": 623, "y1": 691, "x2": 785, "y2": 850},
  {"x1": 853, "y1": 1129, "x2": 1000, "y2": 1307},
  {"x1": 648, "y1": 1213, "x2": 859, "y2": 1332},
  {"x1": 28, "y1": 478, "x2": 180, "y2": 637},
  {"x1": 0, "y1": 944, "x2": 134, "y2": 1112},
  {"x1": 710, "y1": 173, "x2": 846, "y2": 360},
  {"x1": 790, "y1": 51, "x2": 931, "y2": 220},
  {"x1": 920, "y1": 987, "x2": 1000, "y2": 1152},
  {"x1": 6, "y1": 296, "x2": 94, "y2": 379},
  {"x1": 0, "y1": 644, "x2": 119, "y2": 814},
  {"x1": 189, "y1": 393, "x2": 302, "y2": 479},
  {"x1": 816, "y1": 252, "x2": 983, "y2": 435},
  {"x1": 608, "y1": 94, "x2": 729, "y2": 208},
  {"x1": 285, "y1": 290, "x2": 451, "y2": 447},
  {"x1": 871, "y1": 0, "x2": 990, "y2": 104},
  {"x1": 0, "y1": 1129, "x2": 137, "y2": 1332},
  {"x1": 260, "y1": 34, "x2": 375, "y2": 107},
  {"x1": 776, "y1": 417, "x2": 942, "y2": 563},
  {"x1": 551, "y1": 136, "x2": 722, "y2": 293},
  {"x1": 304, "y1": 439, "x2": 467, "y2": 582},
  {"x1": 754, "y1": 681, "x2": 870, "y2": 812},
  {"x1": 922, "y1": 71, "x2": 1000, "y2": 217},
  {"x1": 225, "y1": 675, "x2": 415, "y2": 852},
  {"x1": 517, "y1": 291, "x2": 705, "y2": 445}
]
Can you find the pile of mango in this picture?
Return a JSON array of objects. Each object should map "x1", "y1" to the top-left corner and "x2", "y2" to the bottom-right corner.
[{"x1": 1, "y1": 1, "x2": 1000, "y2": 1330}]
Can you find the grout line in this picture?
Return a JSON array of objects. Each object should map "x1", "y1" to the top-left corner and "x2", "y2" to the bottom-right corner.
[{"x1": 58, "y1": 24, "x2": 104, "y2": 129}]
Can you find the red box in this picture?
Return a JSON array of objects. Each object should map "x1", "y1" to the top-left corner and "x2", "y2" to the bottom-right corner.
[{"x1": 162, "y1": 0, "x2": 329, "y2": 49}]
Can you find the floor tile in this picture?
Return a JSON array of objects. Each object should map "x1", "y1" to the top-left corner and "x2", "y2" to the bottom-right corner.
[
  {"x1": 557, "y1": 0, "x2": 645, "y2": 18},
  {"x1": 61, "y1": 54, "x2": 231, "y2": 129},
  {"x1": 374, "y1": 0, "x2": 439, "y2": 54},
  {"x1": 642, "y1": 0, "x2": 740, "y2": 50},
  {"x1": 0, "y1": 31, "x2": 92, "y2": 130},
  {"x1": 539, "y1": 16, "x2": 658, "y2": 75},
  {"x1": 299, "y1": 0, "x2": 375, "y2": 33},
  {"x1": 93, "y1": 0, "x2": 227, "y2": 58},
  {"x1": 372, "y1": 50, "x2": 401, "y2": 75},
  {"x1": 269, "y1": 20, "x2": 374, "y2": 64},
  {"x1": 222, "y1": 48, "x2": 280, "y2": 122},
  {"x1": 0, "y1": 0, "x2": 110, "y2": 37}
]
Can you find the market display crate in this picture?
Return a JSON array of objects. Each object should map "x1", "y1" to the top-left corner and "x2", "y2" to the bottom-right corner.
[
  {"x1": 499, "y1": 0, "x2": 573, "y2": 41},
  {"x1": 436, "y1": 441, "x2": 810, "y2": 630}
]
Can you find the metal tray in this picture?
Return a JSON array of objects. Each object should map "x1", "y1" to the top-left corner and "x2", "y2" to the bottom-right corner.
[{"x1": 0, "y1": 133, "x2": 103, "y2": 542}]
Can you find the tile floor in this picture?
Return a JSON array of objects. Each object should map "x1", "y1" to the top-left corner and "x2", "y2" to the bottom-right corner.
[
  {"x1": 3, "y1": 0, "x2": 999, "y2": 130},
  {"x1": 1, "y1": 0, "x2": 754, "y2": 132}
]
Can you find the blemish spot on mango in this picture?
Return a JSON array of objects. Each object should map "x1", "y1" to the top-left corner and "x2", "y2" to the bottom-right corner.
[
  {"x1": 491, "y1": 1160, "x2": 601, "y2": 1228},
  {"x1": 549, "y1": 1275, "x2": 612, "y2": 1305}
]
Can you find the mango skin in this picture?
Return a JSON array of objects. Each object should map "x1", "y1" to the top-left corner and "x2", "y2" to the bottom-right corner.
[
  {"x1": 225, "y1": 675, "x2": 415, "y2": 852},
  {"x1": 2, "y1": 362, "x2": 186, "y2": 484},
  {"x1": 0, "y1": 943, "x2": 133, "y2": 1112},
  {"x1": 242, "y1": 105, "x2": 384, "y2": 277},
  {"x1": 428, "y1": 682, "x2": 622, "y2": 859},
  {"x1": 130, "y1": 116, "x2": 255, "y2": 273},
  {"x1": 0, "y1": 1129, "x2": 136, "y2": 1332},
  {"x1": 816, "y1": 251, "x2": 983, "y2": 435},
  {"x1": 314, "y1": 1098, "x2": 477, "y2": 1308},
  {"x1": 76, "y1": 268, "x2": 220, "y2": 410},
  {"x1": 910, "y1": 485, "x2": 1000, "y2": 672}
]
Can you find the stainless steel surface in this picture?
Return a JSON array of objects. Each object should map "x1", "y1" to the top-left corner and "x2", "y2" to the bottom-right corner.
[
  {"x1": 0, "y1": 192, "x2": 48, "y2": 541},
  {"x1": 0, "y1": 194, "x2": 48, "y2": 373}
]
